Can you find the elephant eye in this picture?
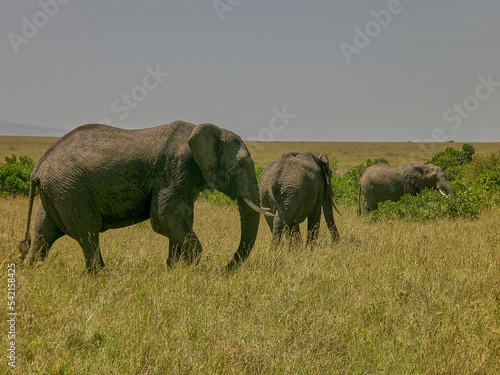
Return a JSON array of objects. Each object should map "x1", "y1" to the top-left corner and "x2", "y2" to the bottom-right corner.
[
  {"x1": 235, "y1": 157, "x2": 248, "y2": 169},
  {"x1": 217, "y1": 170, "x2": 229, "y2": 183}
]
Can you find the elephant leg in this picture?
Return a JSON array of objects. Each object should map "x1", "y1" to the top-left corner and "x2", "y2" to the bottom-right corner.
[
  {"x1": 306, "y1": 204, "x2": 321, "y2": 246},
  {"x1": 75, "y1": 231, "x2": 104, "y2": 273},
  {"x1": 365, "y1": 200, "x2": 377, "y2": 213},
  {"x1": 363, "y1": 195, "x2": 375, "y2": 213},
  {"x1": 322, "y1": 198, "x2": 340, "y2": 243},
  {"x1": 264, "y1": 214, "x2": 274, "y2": 233},
  {"x1": 287, "y1": 223, "x2": 302, "y2": 248},
  {"x1": 306, "y1": 222, "x2": 320, "y2": 245},
  {"x1": 167, "y1": 231, "x2": 202, "y2": 266},
  {"x1": 151, "y1": 197, "x2": 202, "y2": 266},
  {"x1": 326, "y1": 220, "x2": 340, "y2": 243},
  {"x1": 363, "y1": 189, "x2": 380, "y2": 213},
  {"x1": 271, "y1": 212, "x2": 285, "y2": 247},
  {"x1": 28, "y1": 206, "x2": 64, "y2": 265}
]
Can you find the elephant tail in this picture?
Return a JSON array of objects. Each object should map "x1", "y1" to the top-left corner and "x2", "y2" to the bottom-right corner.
[
  {"x1": 357, "y1": 183, "x2": 362, "y2": 216},
  {"x1": 19, "y1": 177, "x2": 38, "y2": 260}
]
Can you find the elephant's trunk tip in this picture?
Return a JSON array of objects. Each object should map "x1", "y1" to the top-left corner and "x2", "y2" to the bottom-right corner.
[{"x1": 438, "y1": 179, "x2": 454, "y2": 196}]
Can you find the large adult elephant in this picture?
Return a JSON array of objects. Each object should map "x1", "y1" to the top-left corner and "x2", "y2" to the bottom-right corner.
[
  {"x1": 259, "y1": 152, "x2": 341, "y2": 246},
  {"x1": 19, "y1": 121, "x2": 272, "y2": 272},
  {"x1": 358, "y1": 162, "x2": 454, "y2": 214}
]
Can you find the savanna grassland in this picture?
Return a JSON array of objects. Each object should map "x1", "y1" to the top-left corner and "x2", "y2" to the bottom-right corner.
[{"x1": 1, "y1": 136, "x2": 499, "y2": 374}]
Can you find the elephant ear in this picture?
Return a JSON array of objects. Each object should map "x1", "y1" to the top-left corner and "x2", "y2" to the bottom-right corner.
[
  {"x1": 404, "y1": 163, "x2": 426, "y2": 192},
  {"x1": 188, "y1": 123, "x2": 222, "y2": 189},
  {"x1": 318, "y1": 153, "x2": 332, "y2": 187}
]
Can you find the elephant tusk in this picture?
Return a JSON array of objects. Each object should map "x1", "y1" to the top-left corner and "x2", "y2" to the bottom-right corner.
[
  {"x1": 243, "y1": 197, "x2": 274, "y2": 217},
  {"x1": 330, "y1": 195, "x2": 342, "y2": 216},
  {"x1": 438, "y1": 189, "x2": 447, "y2": 196}
]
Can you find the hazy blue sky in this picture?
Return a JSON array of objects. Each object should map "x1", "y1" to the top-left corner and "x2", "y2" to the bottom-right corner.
[{"x1": 1, "y1": 0, "x2": 499, "y2": 141}]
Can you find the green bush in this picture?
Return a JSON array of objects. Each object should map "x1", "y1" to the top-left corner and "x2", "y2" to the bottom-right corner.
[
  {"x1": 426, "y1": 144, "x2": 475, "y2": 181},
  {"x1": 371, "y1": 181, "x2": 482, "y2": 221},
  {"x1": 198, "y1": 188, "x2": 236, "y2": 206},
  {"x1": 462, "y1": 151, "x2": 500, "y2": 181},
  {"x1": 0, "y1": 155, "x2": 34, "y2": 197},
  {"x1": 472, "y1": 170, "x2": 500, "y2": 191}
]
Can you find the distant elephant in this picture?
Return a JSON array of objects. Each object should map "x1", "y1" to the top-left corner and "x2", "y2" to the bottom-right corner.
[
  {"x1": 358, "y1": 162, "x2": 454, "y2": 214},
  {"x1": 259, "y1": 152, "x2": 341, "y2": 246},
  {"x1": 19, "y1": 121, "x2": 272, "y2": 272}
]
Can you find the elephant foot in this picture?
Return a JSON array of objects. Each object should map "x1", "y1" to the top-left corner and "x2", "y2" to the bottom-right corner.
[{"x1": 83, "y1": 264, "x2": 105, "y2": 275}]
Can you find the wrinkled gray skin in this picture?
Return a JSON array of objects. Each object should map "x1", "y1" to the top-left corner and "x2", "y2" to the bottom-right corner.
[
  {"x1": 19, "y1": 121, "x2": 268, "y2": 272},
  {"x1": 259, "y1": 152, "x2": 340, "y2": 246},
  {"x1": 358, "y1": 162, "x2": 454, "y2": 214}
]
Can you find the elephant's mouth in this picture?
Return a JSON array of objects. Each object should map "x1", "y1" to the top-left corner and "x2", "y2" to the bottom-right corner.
[{"x1": 217, "y1": 182, "x2": 273, "y2": 217}]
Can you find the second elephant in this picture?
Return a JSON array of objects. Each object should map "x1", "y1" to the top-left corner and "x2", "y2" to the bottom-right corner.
[
  {"x1": 358, "y1": 162, "x2": 454, "y2": 214},
  {"x1": 259, "y1": 152, "x2": 341, "y2": 246}
]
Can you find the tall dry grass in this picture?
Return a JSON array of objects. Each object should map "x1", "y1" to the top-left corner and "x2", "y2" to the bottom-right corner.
[
  {"x1": 1, "y1": 196, "x2": 499, "y2": 374},
  {"x1": 1, "y1": 137, "x2": 499, "y2": 373}
]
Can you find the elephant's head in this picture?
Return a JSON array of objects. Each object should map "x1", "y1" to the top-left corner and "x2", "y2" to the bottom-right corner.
[
  {"x1": 404, "y1": 163, "x2": 454, "y2": 196},
  {"x1": 188, "y1": 123, "x2": 272, "y2": 269},
  {"x1": 316, "y1": 153, "x2": 341, "y2": 215}
]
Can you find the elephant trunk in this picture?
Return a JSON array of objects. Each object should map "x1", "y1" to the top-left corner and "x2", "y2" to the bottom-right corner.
[
  {"x1": 225, "y1": 191, "x2": 261, "y2": 271},
  {"x1": 437, "y1": 178, "x2": 454, "y2": 196}
]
